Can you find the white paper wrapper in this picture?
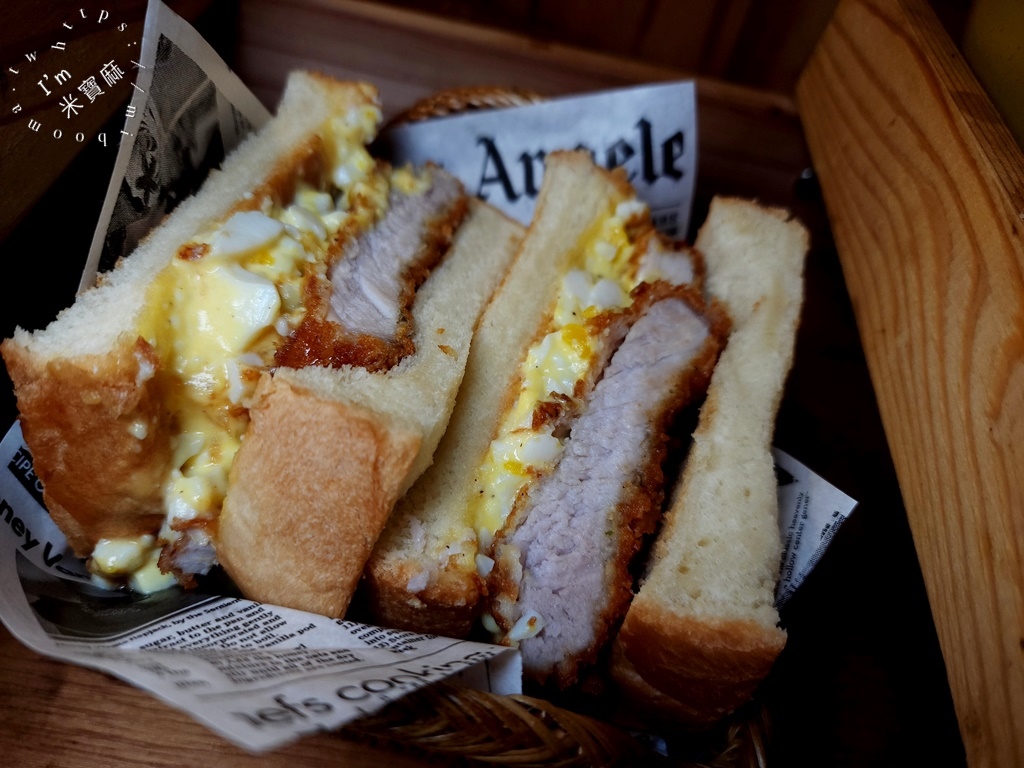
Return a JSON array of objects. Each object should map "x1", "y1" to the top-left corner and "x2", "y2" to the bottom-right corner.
[
  {"x1": 774, "y1": 448, "x2": 858, "y2": 607},
  {"x1": 81, "y1": 0, "x2": 271, "y2": 289},
  {"x1": 0, "y1": 418, "x2": 852, "y2": 751},
  {"x1": 0, "y1": 420, "x2": 520, "y2": 753},
  {"x1": 381, "y1": 81, "x2": 698, "y2": 237}
]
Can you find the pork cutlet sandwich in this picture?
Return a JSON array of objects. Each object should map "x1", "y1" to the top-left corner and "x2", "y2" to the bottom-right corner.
[
  {"x1": 365, "y1": 150, "x2": 733, "y2": 686},
  {"x1": 367, "y1": 151, "x2": 807, "y2": 705},
  {"x1": 1, "y1": 71, "x2": 522, "y2": 617},
  {"x1": 611, "y1": 197, "x2": 808, "y2": 722}
]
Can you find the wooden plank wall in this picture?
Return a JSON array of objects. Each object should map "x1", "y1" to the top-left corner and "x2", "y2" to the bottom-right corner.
[
  {"x1": 350, "y1": 0, "x2": 971, "y2": 94},
  {"x1": 797, "y1": 0, "x2": 1024, "y2": 764}
]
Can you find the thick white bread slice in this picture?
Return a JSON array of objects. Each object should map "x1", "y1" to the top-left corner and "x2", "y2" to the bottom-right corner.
[
  {"x1": 364, "y1": 150, "x2": 633, "y2": 636},
  {"x1": 7, "y1": 72, "x2": 375, "y2": 361},
  {"x1": 1, "y1": 72, "x2": 377, "y2": 554},
  {"x1": 217, "y1": 200, "x2": 523, "y2": 617},
  {"x1": 614, "y1": 196, "x2": 808, "y2": 723}
]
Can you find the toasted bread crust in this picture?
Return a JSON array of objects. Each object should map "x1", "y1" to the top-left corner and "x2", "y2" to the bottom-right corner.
[
  {"x1": 217, "y1": 375, "x2": 420, "y2": 618},
  {"x1": 616, "y1": 602, "x2": 786, "y2": 724},
  {"x1": 0, "y1": 335, "x2": 171, "y2": 555},
  {"x1": 608, "y1": 640, "x2": 728, "y2": 727},
  {"x1": 363, "y1": 560, "x2": 482, "y2": 637}
]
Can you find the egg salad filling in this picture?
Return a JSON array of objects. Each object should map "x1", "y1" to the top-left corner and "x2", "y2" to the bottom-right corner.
[
  {"x1": 470, "y1": 199, "x2": 652, "y2": 553},
  {"x1": 87, "y1": 103, "x2": 431, "y2": 592}
]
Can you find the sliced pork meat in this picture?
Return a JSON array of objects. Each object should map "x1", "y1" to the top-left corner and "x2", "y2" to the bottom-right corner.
[
  {"x1": 163, "y1": 524, "x2": 217, "y2": 585},
  {"x1": 275, "y1": 167, "x2": 467, "y2": 371},
  {"x1": 327, "y1": 170, "x2": 465, "y2": 336},
  {"x1": 488, "y1": 282, "x2": 729, "y2": 687}
]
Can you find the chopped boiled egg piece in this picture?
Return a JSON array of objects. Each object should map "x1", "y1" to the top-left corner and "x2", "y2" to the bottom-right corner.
[
  {"x1": 281, "y1": 204, "x2": 327, "y2": 241},
  {"x1": 520, "y1": 325, "x2": 593, "y2": 401},
  {"x1": 590, "y1": 278, "x2": 627, "y2": 310},
  {"x1": 475, "y1": 554, "x2": 495, "y2": 578},
  {"x1": 193, "y1": 264, "x2": 281, "y2": 355},
  {"x1": 210, "y1": 210, "x2": 284, "y2": 257},
  {"x1": 129, "y1": 549, "x2": 178, "y2": 593},
  {"x1": 294, "y1": 187, "x2": 334, "y2": 214},
  {"x1": 517, "y1": 430, "x2": 563, "y2": 465},
  {"x1": 91, "y1": 536, "x2": 155, "y2": 575},
  {"x1": 507, "y1": 610, "x2": 545, "y2": 642},
  {"x1": 614, "y1": 198, "x2": 648, "y2": 221},
  {"x1": 89, "y1": 535, "x2": 178, "y2": 594},
  {"x1": 332, "y1": 146, "x2": 375, "y2": 188}
]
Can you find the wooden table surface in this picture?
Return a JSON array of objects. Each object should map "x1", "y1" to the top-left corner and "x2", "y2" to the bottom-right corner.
[{"x1": 0, "y1": 1, "x2": 977, "y2": 765}]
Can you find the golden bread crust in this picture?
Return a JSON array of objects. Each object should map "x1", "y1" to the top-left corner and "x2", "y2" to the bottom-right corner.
[
  {"x1": 616, "y1": 596, "x2": 786, "y2": 724},
  {"x1": 1, "y1": 335, "x2": 171, "y2": 556},
  {"x1": 216, "y1": 374, "x2": 420, "y2": 618},
  {"x1": 608, "y1": 640, "x2": 718, "y2": 726},
  {"x1": 363, "y1": 559, "x2": 481, "y2": 637}
]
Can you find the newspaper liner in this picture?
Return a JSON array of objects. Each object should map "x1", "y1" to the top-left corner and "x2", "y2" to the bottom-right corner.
[
  {"x1": 0, "y1": 419, "x2": 854, "y2": 752},
  {"x1": 773, "y1": 448, "x2": 857, "y2": 605},
  {"x1": 80, "y1": 0, "x2": 271, "y2": 290},
  {"x1": 0, "y1": 419, "x2": 520, "y2": 753},
  {"x1": 0, "y1": 0, "x2": 857, "y2": 753},
  {"x1": 381, "y1": 80, "x2": 699, "y2": 237}
]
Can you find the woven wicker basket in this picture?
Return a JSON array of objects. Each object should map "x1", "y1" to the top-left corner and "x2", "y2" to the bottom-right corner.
[
  {"x1": 387, "y1": 85, "x2": 548, "y2": 126},
  {"x1": 344, "y1": 680, "x2": 769, "y2": 767},
  {"x1": 350, "y1": 87, "x2": 771, "y2": 767}
]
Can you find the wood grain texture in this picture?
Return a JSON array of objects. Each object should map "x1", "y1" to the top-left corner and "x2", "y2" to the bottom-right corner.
[
  {"x1": 345, "y1": 0, "x2": 844, "y2": 94},
  {"x1": 234, "y1": 0, "x2": 695, "y2": 117},
  {"x1": 0, "y1": 0, "x2": 213, "y2": 240},
  {"x1": 0, "y1": 625, "x2": 428, "y2": 767},
  {"x1": 233, "y1": 0, "x2": 813, "y2": 222},
  {"x1": 796, "y1": 1, "x2": 1024, "y2": 765}
]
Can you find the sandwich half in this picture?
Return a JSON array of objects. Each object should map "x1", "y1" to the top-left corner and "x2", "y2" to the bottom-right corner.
[
  {"x1": 612, "y1": 196, "x2": 808, "y2": 722},
  {"x1": 364, "y1": 150, "x2": 714, "y2": 647},
  {"x1": 2, "y1": 71, "x2": 522, "y2": 618}
]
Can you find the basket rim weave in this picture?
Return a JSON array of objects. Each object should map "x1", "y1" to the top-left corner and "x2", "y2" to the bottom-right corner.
[
  {"x1": 386, "y1": 85, "x2": 547, "y2": 127},
  {"x1": 342, "y1": 679, "x2": 769, "y2": 767}
]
